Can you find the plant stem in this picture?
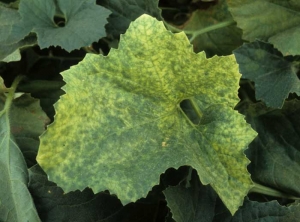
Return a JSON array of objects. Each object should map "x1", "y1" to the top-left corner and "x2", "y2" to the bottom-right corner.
[
  {"x1": 159, "y1": 7, "x2": 180, "y2": 11},
  {"x1": 163, "y1": 21, "x2": 184, "y2": 33},
  {"x1": 250, "y1": 182, "x2": 300, "y2": 200},
  {"x1": 0, "y1": 76, "x2": 24, "y2": 115},
  {"x1": 164, "y1": 19, "x2": 237, "y2": 43},
  {"x1": 189, "y1": 20, "x2": 236, "y2": 43}
]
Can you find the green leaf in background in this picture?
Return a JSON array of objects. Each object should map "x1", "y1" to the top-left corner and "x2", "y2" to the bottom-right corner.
[
  {"x1": 227, "y1": 0, "x2": 300, "y2": 56},
  {"x1": 238, "y1": 99, "x2": 300, "y2": 197},
  {"x1": 164, "y1": 169, "x2": 218, "y2": 222},
  {"x1": 0, "y1": 5, "x2": 36, "y2": 62},
  {"x1": 19, "y1": 0, "x2": 111, "y2": 52},
  {"x1": 169, "y1": 0, "x2": 243, "y2": 57},
  {"x1": 164, "y1": 168, "x2": 300, "y2": 222},
  {"x1": 37, "y1": 14, "x2": 256, "y2": 214},
  {"x1": 0, "y1": 94, "x2": 50, "y2": 167},
  {"x1": 0, "y1": 77, "x2": 7, "y2": 94},
  {"x1": 28, "y1": 165, "x2": 123, "y2": 222},
  {"x1": 0, "y1": 35, "x2": 37, "y2": 62},
  {"x1": 234, "y1": 40, "x2": 300, "y2": 108},
  {"x1": 100, "y1": 0, "x2": 162, "y2": 38},
  {"x1": 0, "y1": 77, "x2": 40, "y2": 222},
  {"x1": 29, "y1": 164, "x2": 166, "y2": 222},
  {"x1": 0, "y1": 5, "x2": 30, "y2": 45},
  {"x1": 215, "y1": 198, "x2": 300, "y2": 222},
  {"x1": 17, "y1": 79, "x2": 66, "y2": 122}
]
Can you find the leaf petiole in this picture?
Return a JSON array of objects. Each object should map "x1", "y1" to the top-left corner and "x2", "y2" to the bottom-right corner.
[
  {"x1": 189, "y1": 20, "x2": 236, "y2": 43},
  {"x1": 164, "y1": 19, "x2": 236, "y2": 43},
  {"x1": 0, "y1": 76, "x2": 24, "y2": 115},
  {"x1": 159, "y1": 7, "x2": 180, "y2": 11},
  {"x1": 249, "y1": 182, "x2": 300, "y2": 200}
]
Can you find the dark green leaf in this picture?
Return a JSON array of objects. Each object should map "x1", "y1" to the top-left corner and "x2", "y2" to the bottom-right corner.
[
  {"x1": 164, "y1": 168, "x2": 300, "y2": 222},
  {"x1": 28, "y1": 165, "x2": 123, "y2": 222},
  {"x1": 100, "y1": 0, "x2": 162, "y2": 38},
  {"x1": 215, "y1": 198, "x2": 300, "y2": 222},
  {"x1": 164, "y1": 170, "x2": 217, "y2": 222},
  {"x1": 0, "y1": 35, "x2": 37, "y2": 63},
  {"x1": 18, "y1": 80, "x2": 66, "y2": 122},
  {"x1": 170, "y1": 0, "x2": 243, "y2": 57},
  {"x1": 239, "y1": 99, "x2": 300, "y2": 196},
  {"x1": 227, "y1": 0, "x2": 300, "y2": 56},
  {"x1": 0, "y1": 94, "x2": 50, "y2": 167},
  {"x1": 99, "y1": 201, "x2": 165, "y2": 222},
  {"x1": 0, "y1": 5, "x2": 30, "y2": 45},
  {"x1": 0, "y1": 5, "x2": 35, "y2": 62},
  {"x1": 19, "y1": 0, "x2": 111, "y2": 51},
  {"x1": 0, "y1": 79, "x2": 40, "y2": 222},
  {"x1": 234, "y1": 40, "x2": 300, "y2": 108},
  {"x1": 18, "y1": 80, "x2": 65, "y2": 94}
]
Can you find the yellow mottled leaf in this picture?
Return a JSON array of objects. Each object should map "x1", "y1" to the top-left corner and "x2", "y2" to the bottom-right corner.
[{"x1": 37, "y1": 14, "x2": 257, "y2": 215}]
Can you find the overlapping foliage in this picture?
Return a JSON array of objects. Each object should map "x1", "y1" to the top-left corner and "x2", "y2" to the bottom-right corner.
[{"x1": 0, "y1": 0, "x2": 299, "y2": 221}]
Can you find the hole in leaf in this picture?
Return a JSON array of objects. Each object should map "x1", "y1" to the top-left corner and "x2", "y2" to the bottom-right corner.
[
  {"x1": 53, "y1": 16, "x2": 66, "y2": 27},
  {"x1": 180, "y1": 99, "x2": 201, "y2": 124}
]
